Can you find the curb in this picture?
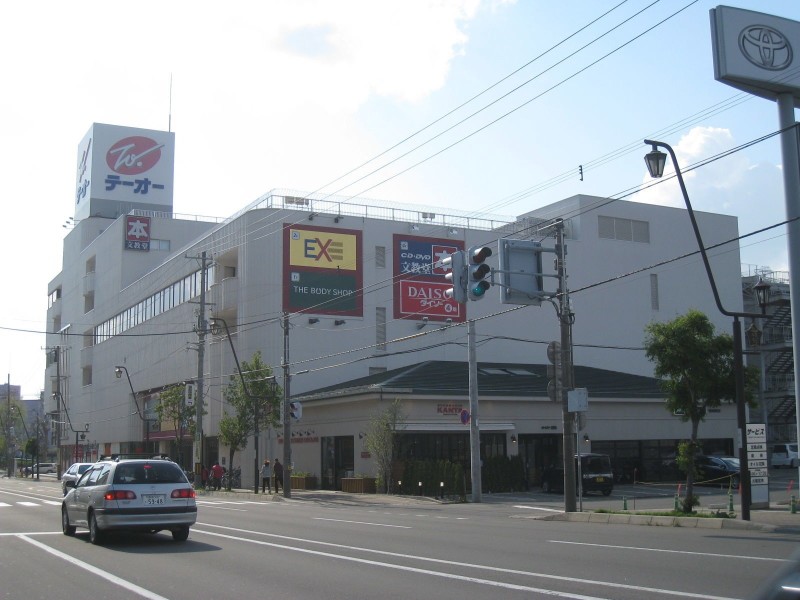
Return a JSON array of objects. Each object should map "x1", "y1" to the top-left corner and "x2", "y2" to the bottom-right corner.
[{"x1": 534, "y1": 511, "x2": 777, "y2": 531}]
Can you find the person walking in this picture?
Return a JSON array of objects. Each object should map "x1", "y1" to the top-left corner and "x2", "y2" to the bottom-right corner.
[
  {"x1": 260, "y1": 459, "x2": 272, "y2": 494},
  {"x1": 274, "y1": 458, "x2": 283, "y2": 493},
  {"x1": 210, "y1": 461, "x2": 224, "y2": 491}
]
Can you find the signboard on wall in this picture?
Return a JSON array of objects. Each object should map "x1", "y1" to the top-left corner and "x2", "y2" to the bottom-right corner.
[
  {"x1": 75, "y1": 123, "x2": 175, "y2": 220},
  {"x1": 393, "y1": 234, "x2": 464, "y2": 321},
  {"x1": 283, "y1": 224, "x2": 363, "y2": 316},
  {"x1": 124, "y1": 215, "x2": 151, "y2": 251}
]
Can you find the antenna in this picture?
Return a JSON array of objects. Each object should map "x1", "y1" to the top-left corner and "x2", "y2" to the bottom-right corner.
[{"x1": 168, "y1": 73, "x2": 173, "y2": 132}]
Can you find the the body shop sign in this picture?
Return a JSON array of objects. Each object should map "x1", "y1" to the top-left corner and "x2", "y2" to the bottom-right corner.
[
  {"x1": 393, "y1": 235, "x2": 464, "y2": 321},
  {"x1": 75, "y1": 123, "x2": 175, "y2": 220},
  {"x1": 283, "y1": 224, "x2": 363, "y2": 316}
]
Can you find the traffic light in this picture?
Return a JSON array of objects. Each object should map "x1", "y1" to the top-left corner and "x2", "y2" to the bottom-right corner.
[
  {"x1": 289, "y1": 401, "x2": 302, "y2": 420},
  {"x1": 546, "y1": 341, "x2": 561, "y2": 402},
  {"x1": 442, "y1": 250, "x2": 466, "y2": 304},
  {"x1": 467, "y1": 246, "x2": 493, "y2": 301}
]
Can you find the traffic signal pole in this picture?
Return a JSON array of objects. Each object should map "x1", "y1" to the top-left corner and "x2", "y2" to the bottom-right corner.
[{"x1": 468, "y1": 320, "x2": 481, "y2": 503}]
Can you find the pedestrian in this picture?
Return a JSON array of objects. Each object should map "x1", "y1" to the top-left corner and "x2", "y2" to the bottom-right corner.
[
  {"x1": 274, "y1": 458, "x2": 283, "y2": 493},
  {"x1": 260, "y1": 459, "x2": 271, "y2": 494},
  {"x1": 210, "y1": 461, "x2": 224, "y2": 491}
]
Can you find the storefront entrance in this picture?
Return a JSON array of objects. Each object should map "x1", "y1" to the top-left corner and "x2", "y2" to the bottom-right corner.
[{"x1": 321, "y1": 436, "x2": 354, "y2": 490}]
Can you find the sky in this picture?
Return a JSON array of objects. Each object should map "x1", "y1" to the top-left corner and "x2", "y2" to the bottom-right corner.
[{"x1": 1, "y1": 0, "x2": 799, "y2": 399}]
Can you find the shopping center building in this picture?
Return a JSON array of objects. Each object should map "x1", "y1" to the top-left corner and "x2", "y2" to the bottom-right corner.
[{"x1": 45, "y1": 123, "x2": 750, "y2": 489}]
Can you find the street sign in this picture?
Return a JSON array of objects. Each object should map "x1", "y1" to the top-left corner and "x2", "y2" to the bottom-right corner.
[
  {"x1": 751, "y1": 477, "x2": 768, "y2": 485},
  {"x1": 748, "y1": 451, "x2": 767, "y2": 460},
  {"x1": 749, "y1": 468, "x2": 768, "y2": 478},
  {"x1": 749, "y1": 459, "x2": 768, "y2": 468}
]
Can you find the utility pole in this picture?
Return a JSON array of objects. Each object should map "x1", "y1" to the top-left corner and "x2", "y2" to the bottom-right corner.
[
  {"x1": 5, "y1": 374, "x2": 10, "y2": 479},
  {"x1": 556, "y1": 220, "x2": 577, "y2": 512},
  {"x1": 194, "y1": 251, "x2": 209, "y2": 479},
  {"x1": 468, "y1": 320, "x2": 481, "y2": 503},
  {"x1": 282, "y1": 312, "x2": 292, "y2": 498}
]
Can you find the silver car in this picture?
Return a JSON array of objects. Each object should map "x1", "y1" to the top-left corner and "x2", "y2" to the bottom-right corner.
[
  {"x1": 61, "y1": 462, "x2": 94, "y2": 495},
  {"x1": 61, "y1": 456, "x2": 197, "y2": 544}
]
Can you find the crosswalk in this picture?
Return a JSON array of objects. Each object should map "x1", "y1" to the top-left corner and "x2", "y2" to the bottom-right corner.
[{"x1": 0, "y1": 500, "x2": 61, "y2": 507}]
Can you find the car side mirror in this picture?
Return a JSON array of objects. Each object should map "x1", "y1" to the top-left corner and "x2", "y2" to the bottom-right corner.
[{"x1": 65, "y1": 481, "x2": 77, "y2": 490}]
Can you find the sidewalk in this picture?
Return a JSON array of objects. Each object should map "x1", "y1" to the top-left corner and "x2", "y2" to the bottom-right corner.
[{"x1": 199, "y1": 487, "x2": 800, "y2": 532}]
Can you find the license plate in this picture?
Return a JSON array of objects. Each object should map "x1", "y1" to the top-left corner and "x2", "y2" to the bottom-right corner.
[
  {"x1": 595, "y1": 477, "x2": 605, "y2": 483},
  {"x1": 143, "y1": 494, "x2": 165, "y2": 505}
]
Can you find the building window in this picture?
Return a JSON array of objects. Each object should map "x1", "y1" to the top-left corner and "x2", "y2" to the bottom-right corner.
[
  {"x1": 151, "y1": 239, "x2": 171, "y2": 251},
  {"x1": 598, "y1": 216, "x2": 650, "y2": 243},
  {"x1": 375, "y1": 246, "x2": 386, "y2": 269},
  {"x1": 48, "y1": 287, "x2": 62, "y2": 308},
  {"x1": 650, "y1": 274, "x2": 659, "y2": 310},
  {"x1": 376, "y1": 307, "x2": 386, "y2": 351},
  {"x1": 82, "y1": 366, "x2": 92, "y2": 387}
]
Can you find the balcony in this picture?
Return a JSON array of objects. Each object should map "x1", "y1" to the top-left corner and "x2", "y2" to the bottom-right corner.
[
  {"x1": 210, "y1": 276, "x2": 239, "y2": 313},
  {"x1": 83, "y1": 271, "x2": 95, "y2": 295}
]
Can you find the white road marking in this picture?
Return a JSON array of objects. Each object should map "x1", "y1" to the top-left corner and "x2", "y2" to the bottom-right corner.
[
  {"x1": 549, "y1": 540, "x2": 787, "y2": 562},
  {"x1": 17, "y1": 502, "x2": 39, "y2": 507},
  {"x1": 313, "y1": 517, "x2": 411, "y2": 529},
  {"x1": 513, "y1": 505, "x2": 563, "y2": 512},
  {"x1": 17, "y1": 534, "x2": 170, "y2": 600},
  {"x1": 196, "y1": 522, "x2": 739, "y2": 599}
]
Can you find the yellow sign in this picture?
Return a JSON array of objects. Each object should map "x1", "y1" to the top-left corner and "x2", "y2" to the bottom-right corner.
[{"x1": 288, "y1": 228, "x2": 357, "y2": 271}]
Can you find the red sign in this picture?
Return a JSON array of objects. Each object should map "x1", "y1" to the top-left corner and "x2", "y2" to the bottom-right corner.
[
  {"x1": 107, "y1": 136, "x2": 164, "y2": 175},
  {"x1": 398, "y1": 280, "x2": 463, "y2": 319},
  {"x1": 125, "y1": 215, "x2": 151, "y2": 251}
]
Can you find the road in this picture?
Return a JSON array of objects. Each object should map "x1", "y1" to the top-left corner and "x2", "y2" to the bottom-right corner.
[{"x1": 1, "y1": 472, "x2": 798, "y2": 600}]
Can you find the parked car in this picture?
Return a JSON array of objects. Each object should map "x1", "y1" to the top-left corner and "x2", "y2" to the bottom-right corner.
[
  {"x1": 541, "y1": 453, "x2": 614, "y2": 496},
  {"x1": 694, "y1": 455, "x2": 740, "y2": 488},
  {"x1": 61, "y1": 455, "x2": 197, "y2": 544},
  {"x1": 25, "y1": 462, "x2": 57, "y2": 475},
  {"x1": 60, "y1": 462, "x2": 94, "y2": 495},
  {"x1": 771, "y1": 443, "x2": 799, "y2": 468}
]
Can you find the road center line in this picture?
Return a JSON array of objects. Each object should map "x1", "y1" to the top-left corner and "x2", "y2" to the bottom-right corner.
[
  {"x1": 313, "y1": 517, "x2": 411, "y2": 528},
  {"x1": 16, "y1": 534, "x2": 170, "y2": 600},
  {"x1": 549, "y1": 540, "x2": 786, "y2": 562}
]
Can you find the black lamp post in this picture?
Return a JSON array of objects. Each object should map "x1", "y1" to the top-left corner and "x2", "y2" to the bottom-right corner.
[
  {"x1": 644, "y1": 139, "x2": 771, "y2": 521},
  {"x1": 114, "y1": 366, "x2": 153, "y2": 453}
]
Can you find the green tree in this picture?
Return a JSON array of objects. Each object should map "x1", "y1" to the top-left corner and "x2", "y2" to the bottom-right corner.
[
  {"x1": 364, "y1": 398, "x2": 406, "y2": 493},
  {"x1": 644, "y1": 310, "x2": 756, "y2": 512},
  {"x1": 218, "y1": 351, "x2": 281, "y2": 490},
  {"x1": 154, "y1": 384, "x2": 196, "y2": 466}
]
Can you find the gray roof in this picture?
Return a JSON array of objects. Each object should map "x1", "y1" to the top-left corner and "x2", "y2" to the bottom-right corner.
[{"x1": 296, "y1": 360, "x2": 663, "y2": 400}]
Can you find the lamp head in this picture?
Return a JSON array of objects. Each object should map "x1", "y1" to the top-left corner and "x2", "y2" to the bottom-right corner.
[
  {"x1": 209, "y1": 317, "x2": 222, "y2": 336},
  {"x1": 115, "y1": 367, "x2": 123, "y2": 379},
  {"x1": 644, "y1": 144, "x2": 667, "y2": 178},
  {"x1": 754, "y1": 276, "x2": 771, "y2": 313}
]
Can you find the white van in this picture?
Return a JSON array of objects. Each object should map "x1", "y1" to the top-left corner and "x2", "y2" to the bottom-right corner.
[
  {"x1": 25, "y1": 462, "x2": 57, "y2": 475},
  {"x1": 771, "y1": 443, "x2": 799, "y2": 468}
]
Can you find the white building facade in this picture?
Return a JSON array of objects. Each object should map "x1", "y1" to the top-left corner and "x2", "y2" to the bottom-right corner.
[{"x1": 45, "y1": 124, "x2": 749, "y2": 489}]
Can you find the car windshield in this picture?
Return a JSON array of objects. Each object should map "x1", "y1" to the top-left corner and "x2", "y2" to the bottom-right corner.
[
  {"x1": 720, "y1": 457, "x2": 739, "y2": 469},
  {"x1": 790, "y1": 444, "x2": 798, "y2": 453},
  {"x1": 77, "y1": 464, "x2": 91, "y2": 474},
  {"x1": 113, "y1": 462, "x2": 187, "y2": 484}
]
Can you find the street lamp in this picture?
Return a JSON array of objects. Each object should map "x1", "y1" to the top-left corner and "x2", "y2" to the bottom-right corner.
[
  {"x1": 114, "y1": 366, "x2": 154, "y2": 453},
  {"x1": 644, "y1": 139, "x2": 771, "y2": 521}
]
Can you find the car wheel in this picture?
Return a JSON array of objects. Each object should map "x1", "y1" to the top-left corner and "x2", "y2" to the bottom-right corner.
[
  {"x1": 172, "y1": 527, "x2": 190, "y2": 542},
  {"x1": 88, "y1": 512, "x2": 103, "y2": 545},
  {"x1": 61, "y1": 506, "x2": 76, "y2": 536},
  {"x1": 602, "y1": 489, "x2": 612, "y2": 497}
]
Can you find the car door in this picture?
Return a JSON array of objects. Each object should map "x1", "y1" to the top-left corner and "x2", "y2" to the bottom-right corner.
[{"x1": 70, "y1": 465, "x2": 103, "y2": 526}]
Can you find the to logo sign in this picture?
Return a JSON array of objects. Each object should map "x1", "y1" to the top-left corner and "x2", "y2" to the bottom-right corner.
[
  {"x1": 107, "y1": 136, "x2": 164, "y2": 175},
  {"x1": 739, "y1": 25, "x2": 793, "y2": 71}
]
